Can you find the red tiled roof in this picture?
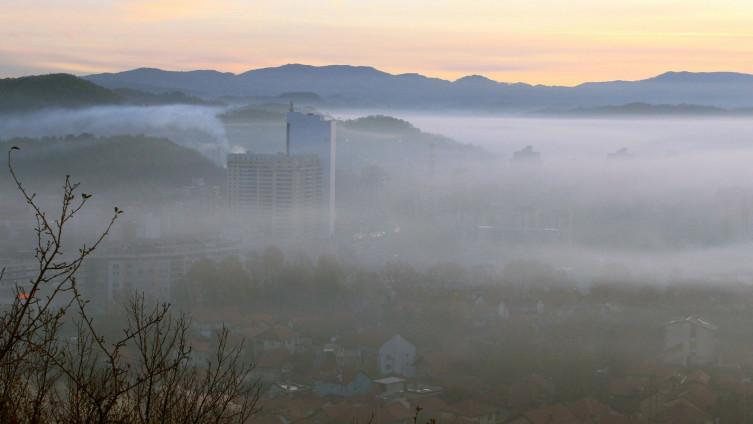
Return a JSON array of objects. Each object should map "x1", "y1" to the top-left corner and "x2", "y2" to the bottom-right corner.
[
  {"x1": 522, "y1": 404, "x2": 580, "y2": 424},
  {"x1": 381, "y1": 401, "x2": 415, "y2": 422},
  {"x1": 413, "y1": 396, "x2": 446, "y2": 414},
  {"x1": 608, "y1": 377, "x2": 645, "y2": 397},
  {"x1": 255, "y1": 348, "x2": 292, "y2": 369},
  {"x1": 678, "y1": 384, "x2": 717, "y2": 413},
  {"x1": 684, "y1": 370, "x2": 711, "y2": 386},
  {"x1": 568, "y1": 397, "x2": 611, "y2": 419},
  {"x1": 419, "y1": 351, "x2": 456, "y2": 377},
  {"x1": 656, "y1": 398, "x2": 711, "y2": 424},
  {"x1": 443, "y1": 399, "x2": 497, "y2": 418},
  {"x1": 321, "y1": 401, "x2": 375, "y2": 424},
  {"x1": 249, "y1": 415, "x2": 285, "y2": 424},
  {"x1": 255, "y1": 325, "x2": 300, "y2": 342},
  {"x1": 506, "y1": 374, "x2": 556, "y2": 407},
  {"x1": 259, "y1": 394, "x2": 327, "y2": 421},
  {"x1": 568, "y1": 397, "x2": 630, "y2": 424}
]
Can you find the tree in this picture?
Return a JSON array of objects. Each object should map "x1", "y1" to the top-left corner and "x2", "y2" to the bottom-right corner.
[
  {"x1": 313, "y1": 255, "x2": 343, "y2": 299},
  {"x1": 0, "y1": 147, "x2": 259, "y2": 423}
]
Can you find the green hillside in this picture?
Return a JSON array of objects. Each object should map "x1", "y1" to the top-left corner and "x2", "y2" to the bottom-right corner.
[
  {"x1": 0, "y1": 74, "x2": 121, "y2": 112},
  {"x1": 0, "y1": 134, "x2": 223, "y2": 199},
  {"x1": 114, "y1": 88, "x2": 222, "y2": 106},
  {"x1": 340, "y1": 115, "x2": 420, "y2": 135}
]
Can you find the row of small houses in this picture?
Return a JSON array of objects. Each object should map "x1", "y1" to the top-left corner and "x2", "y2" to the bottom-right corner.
[
  {"x1": 191, "y1": 313, "x2": 420, "y2": 380},
  {"x1": 189, "y1": 312, "x2": 724, "y2": 423},
  {"x1": 257, "y1": 358, "x2": 752, "y2": 423},
  {"x1": 255, "y1": 392, "x2": 646, "y2": 424},
  {"x1": 193, "y1": 312, "x2": 721, "y2": 372},
  {"x1": 258, "y1": 364, "x2": 753, "y2": 423}
]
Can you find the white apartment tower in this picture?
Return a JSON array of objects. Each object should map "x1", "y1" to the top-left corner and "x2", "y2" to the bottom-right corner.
[
  {"x1": 286, "y1": 105, "x2": 336, "y2": 237},
  {"x1": 227, "y1": 153, "x2": 323, "y2": 243}
]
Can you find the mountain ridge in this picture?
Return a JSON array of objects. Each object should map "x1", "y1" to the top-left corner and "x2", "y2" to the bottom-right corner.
[
  {"x1": 85, "y1": 64, "x2": 753, "y2": 109},
  {"x1": 6, "y1": 66, "x2": 753, "y2": 110},
  {"x1": 87, "y1": 64, "x2": 753, "y2": 88}
]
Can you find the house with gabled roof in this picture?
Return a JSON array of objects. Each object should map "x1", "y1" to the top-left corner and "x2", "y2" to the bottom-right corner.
[
  {"x1": 379, "y1": 334, "x2": 416, "y2": 378},
  {"x1": 664, "y1": 316, "x2": 717, "y2": 366}
]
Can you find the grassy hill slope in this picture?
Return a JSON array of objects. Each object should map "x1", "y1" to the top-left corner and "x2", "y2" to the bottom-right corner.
[
  {"x1": 0, "y1": 134, "x2": 223, "y2": 199},
  {"x1": 0, "y1": 74, "x2": 121, "y2": 112}
]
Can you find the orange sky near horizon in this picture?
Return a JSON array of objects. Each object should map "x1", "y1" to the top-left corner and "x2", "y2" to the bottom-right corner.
[{"x1": 2, "y1": 0, "x2": 753, "y2": 85}]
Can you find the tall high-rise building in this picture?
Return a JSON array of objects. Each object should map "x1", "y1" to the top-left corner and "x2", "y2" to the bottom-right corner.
[
  {"x1": 227, "y1": 153, "x2": 323, "y2": 243},
  {"x1": 286, "y1": 105, "x2": 336, "y2": 237}
]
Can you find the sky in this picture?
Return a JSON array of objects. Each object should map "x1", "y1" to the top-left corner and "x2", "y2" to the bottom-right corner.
[{"x1": 2, "y1": 0, "x2": 753, "y2": 85}]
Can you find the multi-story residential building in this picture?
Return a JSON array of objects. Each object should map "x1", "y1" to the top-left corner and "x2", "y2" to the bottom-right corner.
[
  {"x1": 286, "y1": 107, "x2": 336, "y2": 236},
  {"x1": 227, "y1": 152, "x2": 323, "y2": 244},
  {"x1": 80, "y1": 240, "x2": 244, "y2": 304},
  {"x1": 664, "y1": 316, "x2": 717, "y2": 366}
]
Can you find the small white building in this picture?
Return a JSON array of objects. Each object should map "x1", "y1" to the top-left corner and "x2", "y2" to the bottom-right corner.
[
  {"x1": 536, "y1": 300, "x2": 545, "y2": 314},
  {"x1": 373, "y1": 376, "x2": 406, "y2": 397},
  {"x1": 379, "y1": 334, "x2": 416, "y2": 377},
  {"x1": 497, "y1": 301, "x2": 510, "y2": 319},
  {"x1": 664, "y1": 316, "x2": 717, "y2": 366}
]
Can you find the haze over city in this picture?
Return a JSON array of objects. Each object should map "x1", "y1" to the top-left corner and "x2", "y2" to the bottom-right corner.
[{"x1": 3, "y1": 1, "x2": 753, "y2": 423}]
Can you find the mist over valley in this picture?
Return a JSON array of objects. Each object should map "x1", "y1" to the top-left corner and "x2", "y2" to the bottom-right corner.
[{"x1": 4, "y1": 60, "x2": 753, "y2": 423}]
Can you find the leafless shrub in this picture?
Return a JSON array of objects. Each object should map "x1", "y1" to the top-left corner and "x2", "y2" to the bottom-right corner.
[{"x1": 0, "y1": 147, "x2": 259, "y2": 423}]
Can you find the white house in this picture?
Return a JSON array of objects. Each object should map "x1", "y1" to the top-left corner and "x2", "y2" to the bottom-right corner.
[
  {"x1": 497, "y1": 301, "x2": 510, "y2": 319},
  {"x1": 664, "y1": 316, "x2": 717, "y2": 366},
  {"x1": 379, "y1": 334, "x2": 416, "y2": 377},
  {"x1": 373, "y1": 376, "x2": 406, "y2": 397}
]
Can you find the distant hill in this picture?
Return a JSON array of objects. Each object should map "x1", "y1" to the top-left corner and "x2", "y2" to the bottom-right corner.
[
  {"x1": 219, "y1": 107, "x2": 480, "y2": 171},
  {"x1": 275, "y1": 92, "x2": 323, "y2": 104},
  {"x1": 220, "y1": 106, "x2": 286, "y2": 123},
  {"x1": 86, "y1": 65, "x2": 753, "y2": 109},
  {"x1": 0, "y1": 134, "x2": 223, "y2": 198},
  {"x1": 341, "y1": 115, "x2": 420, "y2": 135},
  {"x1": 0, "y1": 74, "x2": 121, "y2": 112},
  {"x1": 113, "y1": 88, "x2": 223, "y2": 106},
  {"x1": 538, "y1": 102, "x2": 735, "y2": 117},
  {"x1": 534, "y1": 102, "x2": 753, "y2": 117},
  {"x1": 0, "y1": 74, "x2": 227, "y2": 112}
]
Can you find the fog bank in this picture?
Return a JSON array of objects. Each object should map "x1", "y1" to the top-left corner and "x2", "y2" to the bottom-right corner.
[{"x1": 0, "y1": 105, "x2": 232, "y2": 165}]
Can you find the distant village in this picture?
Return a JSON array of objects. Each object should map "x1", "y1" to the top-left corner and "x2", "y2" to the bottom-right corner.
[
  {"x1": 177, "y1": 261, "x2": 753, "y2": 424},
  {"x1": 4, "y1": 105, "x2": 753, "y2": 424}
]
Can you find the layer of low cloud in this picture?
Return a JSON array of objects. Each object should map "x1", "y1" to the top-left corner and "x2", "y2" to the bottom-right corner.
[{"x1": 0, "y1": 105, "x2": 231, "y2": 165}]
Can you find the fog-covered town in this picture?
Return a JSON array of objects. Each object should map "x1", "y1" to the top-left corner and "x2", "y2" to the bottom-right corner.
[{"x1": 5, "y1": 1, "x2": 753, "y2": 423}]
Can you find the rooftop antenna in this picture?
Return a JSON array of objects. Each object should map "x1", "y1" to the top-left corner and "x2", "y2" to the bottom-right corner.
[
  {"x1": 429, "y1": 142, "x2": 436, "y2": 179},
  {"x1": 285, "y1": 101, "x2": 293, "y2": 155}
]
